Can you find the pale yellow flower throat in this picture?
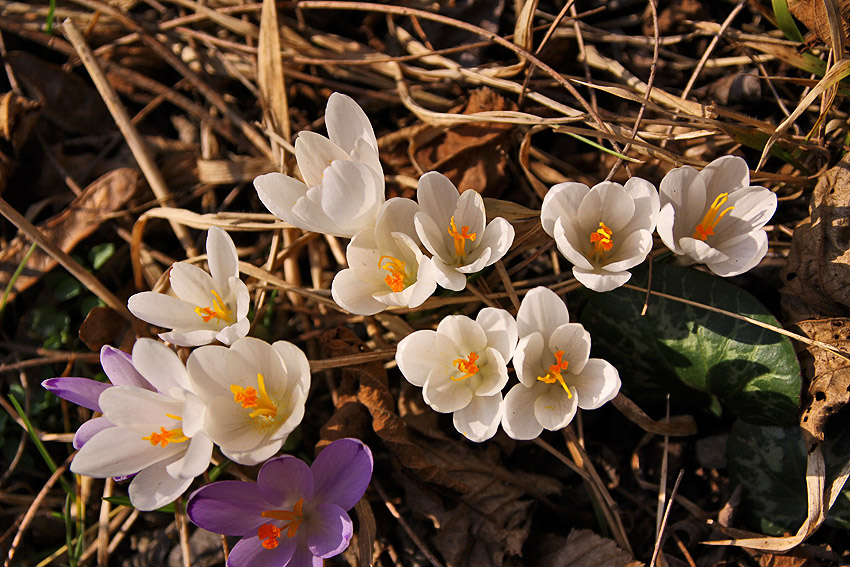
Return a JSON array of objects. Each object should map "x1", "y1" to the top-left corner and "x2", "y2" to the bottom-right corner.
[
  {"x1": 142, "y1": 414, "x2": 189, "y2": 447},
  {"x1": 194, "y1": 289, "x2": 233, "y2": 323},
  {"x1": 379, "y1": 255, "x2": 407, "y2": 292}
]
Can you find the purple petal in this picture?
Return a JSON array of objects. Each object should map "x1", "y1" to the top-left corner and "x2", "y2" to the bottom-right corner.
[
  {"x1": 100, "y1": 346, "x2": 151, "y2": 389},
  {"x1": 306, "y1": 503, "x2": 353, "y2": 558},
  {"x1": 289, "y1": 544, "x2": 323, "y2": 567},
  {"x1": 42, "y1": 377, "x2": 109, "y2": 411},
  {"x1": 311, "y1": 438, "x2": 373, "y2": 510},
  {"x1": 73, "y1": 416, "x2": 114, "y2": 449},
  {"x1": 187, "y1": 481, "x2": 269, "y2": 536},
  {"x1": 257, "y1": 456, "x2": 314, "y2": 506},
  {"x1": 227, "y1": 535, "x2": 296, "y2": 567}
]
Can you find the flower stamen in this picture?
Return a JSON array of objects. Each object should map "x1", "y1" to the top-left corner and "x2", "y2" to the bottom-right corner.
[
  {"x1": 194, "y1": 289, "x2": 233, "y2": 323},
  {"x1": 452, "y1": 352, "x2": 480, "y2": 381},
  {"x1": 260, "y1": 497, "x2": 305, "y2": 545},
  {"x1": 536, "y1": 350, "x2": 573, "y2": 398},
  {"x1": 379, "y1": 255, "x2": 407, "y2": 292},
  {"x1": 447, "y1": 216, "x2": 476, "y2": 260},
  {"x1": 231, "y1": 373, "x2": 277, "y2": 419},
  {"x1": 693, "y1": 192, "x2": 734, "y2": 241},
  {"x1": 589, "y1": 222, "x2": 613, "y2": 257},
  {"x1": 141, "y1": 420, "x2": 189, "y2": 447}
]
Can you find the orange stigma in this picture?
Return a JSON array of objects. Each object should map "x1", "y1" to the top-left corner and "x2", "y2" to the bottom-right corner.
[
  {"x1": 537, "y1": 350, "x2": 573, "y2": 398},
  {"x1": 194, "y1": 289, "x2": 233, "y2": 323},
  {"x1": 379, "y1": 255, "x2": 407, "y2": 292},
  {"x1": 259, "y1": 497, "x2": 305, "y2": 549},
  {"x1": 447, "y1": 216, "x2": 476, "y2": 260},
  {"x1": 230, "y1": 373, "x2": 277, "y2": 419},
  {"x1": 693, "y1": 193, "x2": 734, "y2": 241},
  {"x1": 589, "y1": 222, "x2": 613, "y2": 257},
  {"x1": 452, "y1": 352, "x2": 480, "y2": 381},
  {"x1": 142, "y1": 414, "x2": 188, "y2": 448}
]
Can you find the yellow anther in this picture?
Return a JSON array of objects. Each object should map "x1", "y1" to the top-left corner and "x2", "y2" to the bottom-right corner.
[
  {"x1": 194, "y1": 289, "x2": 233, "y2": 323},
  {"x1": 452, "y1": 352, "x2": 480, "y2": 381},
  {"x1": 447, "y1": 216, "x2": 476, "y2": 260},
  {"x1": 230, "y1": 373, "x2": 277, "y2": 419},
  {"x1": 379, "y1": 255, "x2": 407, "y2": 292},
  {"x1": 693, "y1": 192, "x2": 734, "y2": 241},
  {"x1": 590, "y1": 222, "x2": 613, "y2": 257},
  {"x1": 142, "y1": 425, "x2": 189, "y2": 447},
  {"x1": 536, "y1": 350, "x2": 573, "y2": 398}
]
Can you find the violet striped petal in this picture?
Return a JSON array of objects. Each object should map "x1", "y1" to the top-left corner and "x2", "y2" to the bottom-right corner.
[
  {"x1": 257, "y1": 455, "x2": 314, "y2": 506},
  {"x1": 73, "y1": 416, "x2": 113, "y2": 449},
  {"x1": 100, "y1": 346, "x2": 150, "y2": 389},
  {"x1": 42, "y1": 377, "x2": 109, "y2": 412}
]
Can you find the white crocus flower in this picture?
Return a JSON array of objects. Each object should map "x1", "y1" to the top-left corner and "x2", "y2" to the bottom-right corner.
[
  {"x1": 187, "y1": 337, "x2": 310, "y2": 466},
  {"x1": 541, "y1": 178, "x2": 659, "y2": 292},
  {"x1": 128, "y1": 227, "x2": 250, "y2": 347},
  {"x1": 413, "y1": 172, "x2": 514, "y2": 291},
  {"x1": 396, "y1": 308, "x2": 518, "y2": 442},
  {"x1": 657, "y1": 156, "x2": 777, "y2": 277},
  {"x1": 502, "y1": 287, "x2": 620, "y2": 441},
  {"x1": 70, "y1": 339, "x2": 213, "y2": 511},
  {"x1": 254, "y1": 92, "x2": 385, "y2": 238},
  {"x1": 331, "y1": 198, "x2": 437, "y2": 316}
]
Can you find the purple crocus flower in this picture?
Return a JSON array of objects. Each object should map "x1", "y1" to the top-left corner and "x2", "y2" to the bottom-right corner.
[
  {"x1": 187, "y1": 438, "x2": 373, "y2": 567},
  {"x1": 42, "y1": 345, "x2": 153, "y2": 449}
]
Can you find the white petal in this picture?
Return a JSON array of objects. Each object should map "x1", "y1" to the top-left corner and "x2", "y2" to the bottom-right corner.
[
  {"x1": 549, "y1": 323, "x2": 591, "y2": 374},
  {"x1": 331, "y1": 269, "x2": 387, "y2": 315},
  {"x1": 422, "y1": 367, "x2": 473, "y2": 413},
  {"x1": 706, "y1": 230, "x2": 768, "y2": 277},
  {"x1": 700, "y1": 155, "x2": 750, "y2": 199},
  {"x1": 473, "y1": 217, "x2": 514, "y2": 267},
  {"x1": 254, "y1": 172, "x2": 309, "y2": 226},
  {"x1": 534, "y1": 386, "x2": 578, "y2": 431},
  {"x1": 476, "y1": 308, "x2": 518, "y2": 362},
  {"x1": 540, "y1": 182, "x2": 588, "y2": 236},
  {"x1": 656, "y1": 203, "x2": 680, "y2": 254},
  {"x1": 128, "y1": 456, "x2": 194, "y2": 511},
  {"x1": 573, "y1": 359, "x2": 621, "y2": 410},
  {"x1": 206, "y1": 227, "x2": 238, "y2": 286},
  {"x1": 679, "y1": 237, "x2": 729, "y2": 264},
  {"x1": 402, "y1": 256, "x2": 437, "y2": 308},
  {"x1": 553, "y1": 220, "x2": 594, "y2": 270},
  {"x1": 517, "y1": 286, "x2": 569, "y2": 338},
  {"x1": 453, "y1": 394, "x2": 503, "y2": 442},
  {"x1": 169, "y1": 261, "x2": 220, "y2": 308},
  {"x1": 71, "y1": 427, "x2": 178, "y2": 478},
  {"x1": 719, "y1": 186, "x2": 777, "y2": 235},
  {"x1": 272, "y1": 341, "x2": 311, "y2": 392},
  {"x1": 573, "y1": 267, "x2": 631, "y2": 292},
  {"x1": 435, "y1": 316, "x2": 487, "y2": 355},
  {"x1": 454, "y1": 189, "x2": 486, "y2": 244},
  {"x1": 128, "y1": 292, "x2": 204, "y2": 331},
  {"x1": 604, "y1": 229, "x2": 652, "y2": 272},
  {"x1": 432, "y1": 258, "x2": 467, "y2": 291},
  {"x1": 326, "y1": 92, "x2": 378, "y2": 155},
  {"x1": 577, "y1": 182, "x2": 634, "y2": 233},
  {"x1": 416, "y1": 171, "x2": 459, "y2": 227},
  {"x1": 415, "y1": 211, "x2": 453, "y2": 261},
  {"x1": 310, "y1": 160, "x2": 383, "y2": 235},
  {"x1": 659, "y1": 165, "x2": 706, "y2": 241},
  {"x1": 624, "y1": 176, "x2": 660, "y2": 231},
  {"x1": 187, "y1": 345, "x2": 232, "y2": 400},
  {"x1": 294, "y1": 131, "x2": 350, "y2": 188},
  {"x1": 132, "y1": 339, "x2": 191, "y2": 393},
  {"x1": 99, "y1": 386, "x2": 184, "y2": 429},
  {"x1": 166, "y1": 432, "x2": 213, "y2": 478},
  {"x1": 396, "y1": 330, "x2": 438, "y2": 387},
  {"x1": 474, "y1": 348, "x2": 509, "y2": 397},
  {"x1": 374, "y1": 198, "x2": 419, "y2": 249},
  {"x1": 222, "y1": 439, "x2": 283, "y2": 467},
  {"x1": 514, "y1": 333, "x2": 547, "y2": 387},
  {"x1": 502, "y1": 382, "x2": 546, "y2": 441},
  {"x1": 216, "y1": 319, "x2": 249, "y2": 346}
]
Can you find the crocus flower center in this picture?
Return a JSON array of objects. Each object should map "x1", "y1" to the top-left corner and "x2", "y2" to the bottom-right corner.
[
  {"x1": 589, "y1": 222, "x2": 613, "y2": 257},
  {"x1": 141, "y1": 414, "x2": 189, "y2": 447},
  {"x1": 693, "y1": 192, "x2": 734, "y2": 241},
  {"x1": 258, "y1": 497, "x2": 305, "y2": 548},
  {"x1": 452, "y1": 352, "x2": 480, "y2": 381},
  {"x1": 194, "y1": 289, "x2": 233, "y2": 324},
  {"x1": 230, "y1": 373, "x2": 278, "y2": 420},
  {"x1": 447, "y1": 216, "x2": 476, "y2": 260},
  {"x1": 379, "y1": 255, "x2": 408, "y2": 292},
  {"x1": 537, "y1": 350, "x2": 573, "y2": 398}
]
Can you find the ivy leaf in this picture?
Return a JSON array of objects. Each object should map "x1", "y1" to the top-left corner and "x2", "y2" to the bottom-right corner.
[{"x1": 578, "y1": 263, "x2": 801, "y2": 425}]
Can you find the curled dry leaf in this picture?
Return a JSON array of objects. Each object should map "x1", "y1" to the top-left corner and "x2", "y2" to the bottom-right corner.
[
  {"x1": 794, "y1": 318, "x2": 850, "y2": 443},
  {"x1": 0, "y1": 91, "x2": 40, "y2": 195},
  {"x1": 782, "y1": 154, "x2": 850, "y2": 321},
  {"x1": 788, "y1": 0, "x2": 850, "y2": 47},
  {"x1": 0, "y1": 168, "x2": 140, "y2": 303},
  {"x1": 318, "y1": 327, "x2": 467, "y2": 493},
  {"x1": 401, "y1": 434, "x2": 561, "y2": 567},
  {"x1": 536, "y1": 529, "x2": 643, "y2": 567}
]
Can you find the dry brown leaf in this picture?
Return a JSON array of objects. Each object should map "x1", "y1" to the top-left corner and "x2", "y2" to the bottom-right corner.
[
  {"x1": 782, "y1": 154, "x2": 850, "y2": 321},
  {"x1": 78, "y1": 306, "x2": 129, "y2": 352},
  {"x1": 788, "y1": 0, "x2": 850, "y2": 48},
  {"x1": 793, "y1": 319, "x2": 850, "y2": 442},
  {"x1": 536, "y1": 529, "x2": 643, "y2": 567},
  {"x1": 318, "y1": 327, "x2": 467, "y2": 493},
  {"x1": 401, "y1": 434, "x2": 561, "y2": 567},
  {"x1": 412, "y1": 88, "x2": 514, "y2": 197},
  {"x1": 258, "y1": 0, "x2": 290, "y2": 158},
  {"x1": 0, "y1": 168, "x2": 139, "y2": 302},
  {"x1": 0, "y1": 91, "x2": 40, "y2": 195},
  {"x1": 354, "y1": 498, "x2": 377, "y2": 567}
]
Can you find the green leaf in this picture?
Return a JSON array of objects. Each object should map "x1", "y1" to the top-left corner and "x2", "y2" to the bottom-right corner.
[
  {"x1": 578, "y1": 263, "x2": 801, "y2": 425},
  {"x1": 771, "y1": 0, "x2": 805, "y2": 42},
  {"x1": 727, "y1": 421, "x2": 807, "y2": 534},
  {"x1": 88, "y1": 243, "x2": 115, "y2": 271}
]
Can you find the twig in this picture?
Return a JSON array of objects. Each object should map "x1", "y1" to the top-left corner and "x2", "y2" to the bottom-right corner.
[{"x1": 650, "y1": 469, "x2": 685, "y2": 567}]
